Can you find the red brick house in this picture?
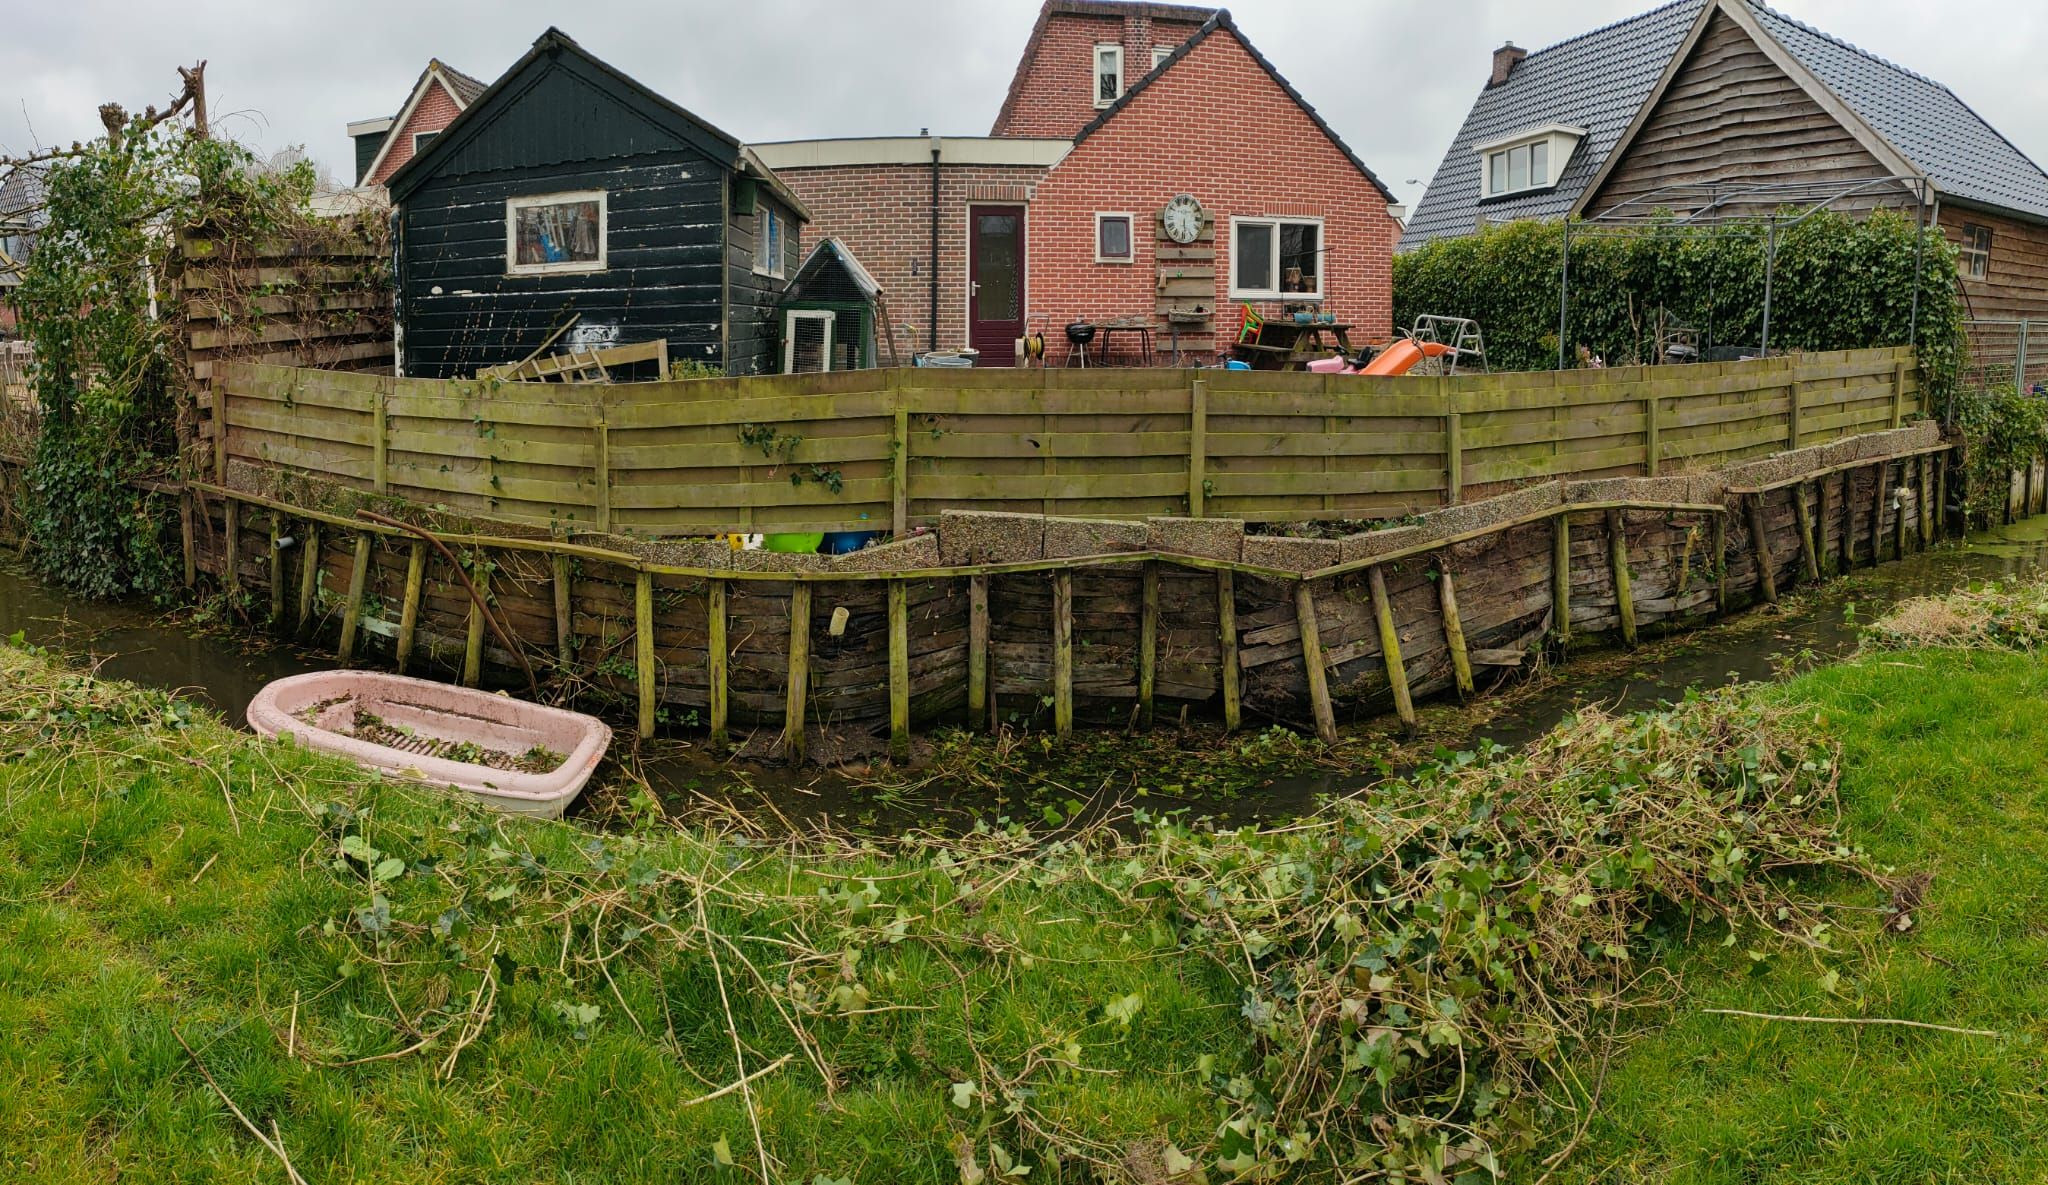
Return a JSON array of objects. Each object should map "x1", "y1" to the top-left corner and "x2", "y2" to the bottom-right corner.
[
  {"x1": 347, "y1": 60, "x2": 488, "y2": 189},
  {"x1": 754, "y1": 2, "x2": 1401, "y2": 365}
]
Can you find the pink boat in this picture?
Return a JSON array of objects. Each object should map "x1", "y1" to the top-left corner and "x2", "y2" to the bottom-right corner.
[{"x1": 246, "y1": 671, "x2": 611, "y2": 819}]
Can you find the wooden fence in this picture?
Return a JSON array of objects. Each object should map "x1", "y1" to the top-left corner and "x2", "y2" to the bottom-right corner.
[
  {"x1": 179, "y1": 222, "x2": 393, "y2": 474},
  {"x1": 219, "y1": 346, "x2": 1922, "y2": 534}
]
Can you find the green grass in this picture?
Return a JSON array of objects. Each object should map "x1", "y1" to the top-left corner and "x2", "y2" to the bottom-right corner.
[
  {"x1": 9, "y1": 631, "x2": 2048, "y2": 1182},
  {"x1": 0, "y1": 646, "x2": 1240, "y2": 1183},
  {"x1": 1558, "y1": 646, "x2": 2048, "y2": 1183}
]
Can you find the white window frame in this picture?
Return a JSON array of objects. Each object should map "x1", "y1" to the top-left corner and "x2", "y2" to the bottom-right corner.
[
  {"x1": 1094, "y1": 212, "x2": 1134, "y2": 263},
  {"x1": 1960, "y1": 223, "x2": 1992, "y2": 280},
  {"x1": 1472, "y1": 123, "x2": 1584, "y2": 199},
  {"x1": 504, "y1": 190, "x2": 608, "y2": 277},
  {"x1": 754, "y1": 205, "x2": 786, "y2": 279},
  {"x1": 1229, "y1": 215, "x2": 1325, "y2": 301},
  {"x1": 783, "y1": 309, "x2": 835, "y2": 373},
  {"x1": 412, "y1": 130, "x2": 439, "y2": 154},
  {"x1": 1093, "y1": 44, "x2": 1124, "y2": 107},
  {"x1": 1151, "y1": 45, "x2": 1174, "y2": 70}
]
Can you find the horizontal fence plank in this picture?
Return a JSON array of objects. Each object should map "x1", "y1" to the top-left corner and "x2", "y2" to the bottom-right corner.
[{"x1": 221, "y1": 351, "x2": 1926, "y2": 534}]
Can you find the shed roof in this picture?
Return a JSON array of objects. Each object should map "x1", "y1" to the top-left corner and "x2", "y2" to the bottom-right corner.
[
  {"x1": 786, "y1": 237, "x2": 883, "y2": 304},
  {"x1": 1400, "y1": 0, "x2": 2048, "y2": 249},
  {"x1": 386, "y1": 29, "x2": 747, "y2": 201}
]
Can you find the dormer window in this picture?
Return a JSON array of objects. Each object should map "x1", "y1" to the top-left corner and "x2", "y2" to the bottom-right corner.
[
  {"x1": 1474, "y1": 124, "x2": 1584, "y2": 199},
  {"x1": 1094, "y1": 44, "x2": 1123, "y2": 107}
]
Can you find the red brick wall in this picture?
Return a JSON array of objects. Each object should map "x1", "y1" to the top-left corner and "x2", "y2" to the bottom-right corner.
[
  {"x1": 992, "y1": 10, "x2": 1208, "y2": 139},
  {"x1": 777, "y1": 163, "x2": 1050, "y2": 359},
  {"x1": 1026, "y1": 29, "x2": 1397, "y2": 356},
  {"x1": 369, "y1": 80, "x2": 464, "y2": 186}
]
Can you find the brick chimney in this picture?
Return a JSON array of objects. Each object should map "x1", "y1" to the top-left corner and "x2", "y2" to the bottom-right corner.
[{"x1": 1488, "y1": 42, "x2": 1527, "y2": 89}]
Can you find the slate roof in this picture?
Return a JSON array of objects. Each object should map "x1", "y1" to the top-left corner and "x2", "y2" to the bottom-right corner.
[
  {"x1": 439, "y1": 62, "x2": 489, "y2": 107},
  {"x1": 1401, "y1": 0, "x2": 2048, "y2": 250},
  {"x1": 1749, "y1": 3, "x2": 2048, "y2": 221},
  {"x1": 1399, "y1": 0, "x2": 1703, "y2": 249}
]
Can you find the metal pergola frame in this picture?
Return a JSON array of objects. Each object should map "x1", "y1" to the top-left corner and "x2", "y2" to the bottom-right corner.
[{"x1": 1558, "y1": 175, "x2": 1936, "y2": 369}]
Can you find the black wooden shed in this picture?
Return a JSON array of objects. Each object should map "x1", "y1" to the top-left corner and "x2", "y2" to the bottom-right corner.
[{"x1": 385, "y1": 28, "x2": 808, "y2": 379}]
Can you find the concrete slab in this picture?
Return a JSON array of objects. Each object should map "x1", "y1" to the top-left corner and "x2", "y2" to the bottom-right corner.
[
  {"x1": 1042, "y1": 516, "x2": 1147, "y2": 558},
  {"x1": 832, "y1": 531, "x2": 942, "y2": 572},
  {"x1": 939, "y1": 511, "x2": 1045, "y2": 565},
  {"x1": 1147, "y1": 516, "x2": 1244, "y2": 562},
  {"x1": 1241, "y1": 534, "x2": 1341, "y2": 572}
]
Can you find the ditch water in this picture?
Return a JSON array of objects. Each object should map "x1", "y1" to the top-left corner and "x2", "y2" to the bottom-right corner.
[{"x1": 7, "y1": 515, "x2": 2048, "y2": 832}]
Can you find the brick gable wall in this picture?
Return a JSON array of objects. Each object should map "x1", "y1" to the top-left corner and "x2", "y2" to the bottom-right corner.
[
  {"x1": 776, "y1": 163, "x2": 1051, "y2": 359},
  {"x1": 369, "y1": 80, "x2": 465, "y2": 187},
  {"x1": 1027, "y1": 30, "x2": 1396, "y2": 356},
  {"x1": 992, "y1": 10, "x2": 1207, "y2": 139}
]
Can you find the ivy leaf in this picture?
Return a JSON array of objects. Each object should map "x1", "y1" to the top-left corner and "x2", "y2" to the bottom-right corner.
[
  {"x1": 372, "y1": 857, "x2": 405, "y2": 882},
  {"x1": 1103, "y1": 992, "x2": 1144, "y2": 1028},
  {"x1": 950, "y1": 1079, "x2": 979, "y2": 1109},
  {"x1": 711, "y1": 1135, "x2": 734, "y2": 1167}
]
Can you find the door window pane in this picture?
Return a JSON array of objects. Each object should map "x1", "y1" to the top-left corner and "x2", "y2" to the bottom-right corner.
[
  {"x1": 975, "y1": 213, "x2": 1020, "y2": 321},
  {"x1": 1235, "y1": 222, "x2": 1274, "y2": 293}
]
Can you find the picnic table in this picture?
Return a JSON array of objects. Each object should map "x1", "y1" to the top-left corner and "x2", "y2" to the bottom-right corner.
[{"x1": 1233, "y1": 319, "x2": 1355, "y2": 371}]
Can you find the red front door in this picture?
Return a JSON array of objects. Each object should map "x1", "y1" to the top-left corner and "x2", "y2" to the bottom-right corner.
[{"x1": 968, "y1": 205, "x2": 1025, "y2": 365}]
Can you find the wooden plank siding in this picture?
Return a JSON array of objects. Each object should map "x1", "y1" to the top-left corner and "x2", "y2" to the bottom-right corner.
[
  {"x1": 1587, "y1": 10, "x2": 1896, "y2": 217},
  {"x1": 219, "y1": 346, "x2": 1923, "y2": 534},
  {"x1": 1941, "y1": 205, "x2": 2048, "y2": 323}
]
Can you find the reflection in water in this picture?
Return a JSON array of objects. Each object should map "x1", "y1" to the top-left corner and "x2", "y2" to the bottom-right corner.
[{"x1": 7, "y1": 515, "x2": 2048, "y2": 832}]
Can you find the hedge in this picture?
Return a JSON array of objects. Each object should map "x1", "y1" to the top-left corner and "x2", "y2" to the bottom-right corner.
[{"x1": 1392, "y1": 210, "x2": 1966, "y2": 409}]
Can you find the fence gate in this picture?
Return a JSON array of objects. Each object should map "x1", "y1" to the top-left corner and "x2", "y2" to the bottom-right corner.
[{"x1": 1964, "y1": 318, "x2": 2041, "y2": 395}]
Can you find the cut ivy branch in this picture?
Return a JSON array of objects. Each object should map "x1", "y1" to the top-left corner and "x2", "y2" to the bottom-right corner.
[{"x1": 1702, "y1": 1008, "x2": 2002, "y2": 1038}]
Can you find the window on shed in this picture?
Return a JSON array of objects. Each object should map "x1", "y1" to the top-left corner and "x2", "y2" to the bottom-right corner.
[
  {"x1": 1961, "y1": 224, "x2": 1992, "y2": 280},
  {"x1": 754, "y1": 206, "x2": 786, "y2": 279},
  {"x1": 1094, "y1": 44, "x2": 1123, "y2": 106},
  {"x1": 506, "y1": 191, "x2": 606, "y2": 275},
  {"x1": 1095, "y1": 213, "x2": 1132, "y2": 263},
  {"x1": 1231, "y1": 217, "x2": 1322, "y2": 300}
]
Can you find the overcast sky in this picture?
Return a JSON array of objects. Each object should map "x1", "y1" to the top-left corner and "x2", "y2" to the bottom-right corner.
[{"x1": 4, "y1": 0, "x2": 2045, "y2": 207}]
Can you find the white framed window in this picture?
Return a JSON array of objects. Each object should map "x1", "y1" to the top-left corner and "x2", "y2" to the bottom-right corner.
[
  {"x1": 1230, "y1": 216, "x2": 1323, "y2": 300},
  {"x1": 754, "y1": 205, "x2": 786, "y2": 278},
  {"x1": 1473, "y1": 124, "x2": 1583, "y2": 199},
  {"x1": 1151, "y1": 45, "x2": 1174, "y2": 70},
  {"x1": 1094, "y1": 44, "x2": 1124, "y2": 107},
  {"x1": 1961, "y1": 223, "x2": 1992, "y2": 280},
  {"x1": 505, "y1": 190, "x2": 606, "y2": 276},
  {"x1": 1095, "y1": 213, "x2": 1133, "y2": 263},
  {"x1": 412, "y1": 131, "x2": 439, "y2": 153}
]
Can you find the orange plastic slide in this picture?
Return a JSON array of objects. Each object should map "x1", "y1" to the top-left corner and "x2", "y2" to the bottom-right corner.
[{"x1": 1359, "y1": 339, "x2": 1455, "y2": 376}]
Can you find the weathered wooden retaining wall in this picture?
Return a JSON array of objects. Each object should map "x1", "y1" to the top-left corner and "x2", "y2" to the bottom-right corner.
[
  {"x1": 180, "y1": 420, "x2": 1950, "y2": 760},
  {"x1": 215, "y1": 347, "x2": 1924, "y2": 535}
]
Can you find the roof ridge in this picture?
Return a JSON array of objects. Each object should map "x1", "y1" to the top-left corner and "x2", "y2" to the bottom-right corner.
[{"x1": 1518, "y1": 0, "x2": 1700, "y2": 63}]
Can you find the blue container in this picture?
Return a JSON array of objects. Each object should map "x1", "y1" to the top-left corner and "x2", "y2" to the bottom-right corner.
[{"x1": 822, "y1": 530, "x2": 882, "y2": 555}]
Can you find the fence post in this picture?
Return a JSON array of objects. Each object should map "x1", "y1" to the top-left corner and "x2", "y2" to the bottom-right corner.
[
  {"x1": 891, "y1": 405, "x2": 910, "y2": 536},
  {"x1": 1188, "y1": 378, "x2": 1208, "y2": 518},
  {"x1": 1444, "y1": 407, "x2": 1463, "y2": 505},
  {"x1": 372, "y1": 383, "x2": 389, "y2": 494},
  {"x1": 2018, "y1": 321, "x2": 2030, "y2": 395},
  {"x1": 1786, "y1": 380, "x2": 1802, "y2": 450},
  {"x1": 1644, "y1": 395, "x2": 1660, "y2": 478},
  {"x1": 707, "y1": 579, "x2": 729, "y2": 748},
  {"x1": 1297, "y1": 581, "x2": 1339, "y2": 743},
  {"x1": 212, "y1": 378, "x2": 228, "y2": 480},
  {"x1": 1890, "y1": 362, "x2": 1906, "y2": 428},
  {"x1": 634, "y1": 570, "x2": 656, "y2": 736},
  {"x1": 593, "y1": 412, "x2": 612, "y2": 534}
]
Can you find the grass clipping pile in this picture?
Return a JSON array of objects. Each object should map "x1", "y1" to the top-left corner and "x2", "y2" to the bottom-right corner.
[
  {"x1": 0, "y1": 638, "x2": 1866, "y2": 1182},
  {"x1": 1866, "y1": 577, "x2": 2048, "y2": 653}
]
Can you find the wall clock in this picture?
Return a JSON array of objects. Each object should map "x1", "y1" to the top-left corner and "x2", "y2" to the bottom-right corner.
[{"x1": 1161, "y1": 194, "x2": 1204, "y2": 244}]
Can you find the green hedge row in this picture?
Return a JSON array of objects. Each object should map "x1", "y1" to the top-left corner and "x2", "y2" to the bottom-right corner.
[{"x1": 1392, "y1": 210, "x2": 1966, "y2": 407}]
